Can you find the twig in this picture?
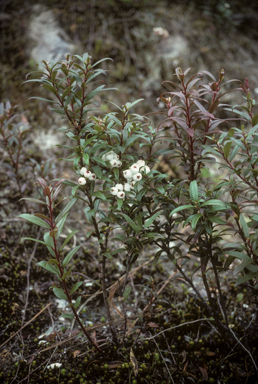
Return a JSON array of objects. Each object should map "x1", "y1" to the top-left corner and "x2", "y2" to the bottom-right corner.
[
  {"x1": 0, "y1": 303, "x2": 51, "y2": 349},
  {"x1": 141, "y1": 318, "x2": 215, "y2": 340}
]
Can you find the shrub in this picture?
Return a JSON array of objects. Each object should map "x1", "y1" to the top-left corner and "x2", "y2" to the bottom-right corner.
[{"x1": 18, "y1": 54, "x2": 258, "y2": 371}]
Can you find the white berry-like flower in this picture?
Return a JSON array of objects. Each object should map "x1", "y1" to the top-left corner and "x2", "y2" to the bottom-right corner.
[
  {"x1": 124, "y1": 183, "x2": 132, "y2": 191},
  {"x1": 110, "y1": 159, "x2": 118, "y2": 167},
  {"x1": 106, "y1": 151, "x2": 116, "y2": 161},
  {"x1": 102, "y1": 154, "x2": 107, "y2": 161},
  {"x1": 115, "y1": 184, "x2": 123, "y2": 191},
  {"x1": 130, "y1": 164, "x2": 139, "y2": 173},
  {"x1": 80, "y1": 167, "x2": 87, "y2": 175},
  {"x1": 136, "y1": 160, "x2": 145, "y2": 167},
  {"x1": 115, "y1": 160, "x2": 122, "y2": 167},
  {"x1": 140, "y1": 165, "x2": 150, "y2": 174},
  {"x1": 89, "y1": 173, "x2": 96, "y2": 180},
  {"x1": 84, "y1": 170, "x2": 92, "y2": 178},
  {"x1": 117, "y1": 191, "x2": 125, "y2": 199},
  {"x1": 78, "y1": 177, "x2": 86, "y2": 185},
  {"x1": 133, "y1": 173, "x2": 142, "y2": 181},
  {"x1": 130, "y1": 181, "x2": 136, "y2": 188},
  {"x1": 111, "y1": 187, "x2": 118, "y2": 195},
  {"x1": 123, "y1": 169, "x2": 133, "y2": 179}
]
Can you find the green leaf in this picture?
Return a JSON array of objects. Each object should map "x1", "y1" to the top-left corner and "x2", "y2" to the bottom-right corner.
[
  {"x1": 104, "y1": 251, "x2": 113, "y2": 259},
  {"x1": 71, "y1": 281, "x2": 83, "y2": 295},
  {"x1": 63, "y1": 245, "x2": 81, "y2": 267},
  {"x1": 19, "y1": 214, "x2": 51, "y2": 229},
  {"x1": 42, "y1": 83, "x2": 57, "y2": 95},
  {"x1": 92, "y1": 165, "x2": 102, "y2": 179},
  {"x1": 43, "y1": 232, "x2": 55, "y2": 257},
  {"x1": 55, "y1": 198, "x2": 77, "y2": 223},
  {"x1": 191, "y1": 213, "x2": 202, "y2": 230},
  {"x1": 21, "y1": 237, "x2": 48, "y2": 247},
  {"x1": 117, "y1": 198, "x2": 123, "y2": 210},
  {"x1": 19, "y1": 198, "x2": 47, "y2": 205},
  {"x1": 61, "y1": 313, "x2": 74, "y2": 319},
  {"x1": 201, "y1": 200, "x2": 227, "y2": 208},
  {"x1": 123, "y1": 285, "x2": 132, "y2": 301},
  {"x1": 53, "y1": 287, "x2": 68, "y2": 300},
  {"x1": 239, "y1": 214, "x2": 249, "y2": 238},
  {"x1": 56, "y1": 213, "x2": 69, "y2": 239},
  {"x1": 144, "y1": 211, "x2": 161, "y2": 229},
  {"x1": 207, "y1": 216, "x2": 227, "y2": 225},
  {"x1": 113, "y1": 168, "x2": 119, "y2": 181},
  {"x1": 189, "y1": 180, "x2": 198, "y2": 202},
  {"x1": 74, "y1": 296, "x2": 82, "y2": 310},
  {"x1": 137, "y1": 187, "x2": 148, "y2": 202},
  {"x1": 235, "y1": 272, "x2": 258, "y2": 286},
  {"x1": 120, "y1": 213, "x2": 141, "y2": 233},
  {"x1": 36, "y1": 260, "x2": 59, "y2": 275},
  {"x1": 92, "y1": 191, "x2": 106, "y2": 200},
  {"x1": 227, "y1": 251, "x2": 250, "y2": 261},
  {"x1": 169, "y1": 205, "x2": 194, "y2": 217},
  {"x1": 111, "y1": 248, "x2": 126, "y2": 255},
  {"x1": 60, "y1": 230, "x2": 79, "y2": 251}
]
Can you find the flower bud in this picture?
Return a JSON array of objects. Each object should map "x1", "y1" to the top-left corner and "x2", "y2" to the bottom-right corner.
[
  {"x1": 133, "y1": 173, "x2": 142, "y2": 181},
  {"x1": 89, "y1": 173, "x2": 96, "y2": 180},
  {"x1": 78, "y1": 177, "x2": 86, "y2": 185},
  {"x1": 106, "y1": 151, "x2": 116, "y2": 161},
  {"x1": 117, "y1": 191, "x2": 125, "y2": 199},
  {"x1": 115, "y1": 184, "x2": 123, "y2": 191},
  {"x1": 130, "y1": 164, "x2": 139, "y2": 174},
  {"x1": 140, "y1": 165, "x2": 150, "y2": 174},
  {"x1": 124, "y1": 183, "x2": 132, "y2": 191},
  {"x1": 110, "y1": 187, "x2": 118, "y2": 195},
  {"x1": 136, "y1": 160, "x2": 145, "y2": 167},
  {"x1": 110, "y1": 159, "x2": 118, "y2": 167},
  {"x1": 80, "y1": 167, "x2": 87, "y2": 175},
  {"x1": 123, "y1": 169, "x2": 133, "y2": 179},
  {"x1": 116, "y1": 160, "x2": 122, "y2": 167},
  {"x1": 84, "y1": 170, "x2": 92, "y2": 178}
]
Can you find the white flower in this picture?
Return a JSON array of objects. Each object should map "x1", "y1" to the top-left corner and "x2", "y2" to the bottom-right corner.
[
  {"x1": 123, "y1": 169, "x2": 133, "y2": 179},
  {"x1": 130, "y1": 181, "x2": 136, "y2": 188},
  {"x1": 89, "y1": 173, "x2": 96, "y2": 180},
  {"x1": 106, "y1": 151, "x2": 116, "y2": 161},
  {"x1": 136, "y1": 160, "x2": 145, "y2": 167},
  {"x1": 130, "y1": 164, "x2": 139, "y2": 174},
  {"x1": 80, "y1": 167, "x2": 87, "y2": 175},
  {"x1": 78, "y1": 177, "x2": 86, "y2": 185},
  {"x1": 110, "y1": 187, "x2": 118, "y2": 195},
  {"x1": 140, "y1": 165, "x2": 150, "y2": 174},
  {"x1": 84, "y1": 170, "x2": 92, "y2": 178},
  {"x1": 133, "y1": 173, "x2": 142, "y2": 181},
  {"x1": 47, "y1": 363, "x2": 62, "y2": 369},
  {"x1": 124, "y1": 183, "x2": 132, "y2": 191},
  {"x1": 115, "y1": 184, "x2": 123, "y2": 191},
  {"x1": 102, "y1": 154, "x2": 107, "y2": 161},
  {"x1": 110, "y1": 159, "x2": 118, "y2": 167},
  {"x1": 117, "y1": 191, "x2": 125, "y2": 199},
  {"x1": 115, "y1": 160, "x2": 122, "y2": 167}
]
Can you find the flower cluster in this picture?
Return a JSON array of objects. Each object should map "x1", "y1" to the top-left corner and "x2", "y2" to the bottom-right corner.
[
  {"x1": 102, "y1": 150, "x2": 122, "y2": 168},
  {"x1": 110, "y1": 160, "x2": 150, "y2": 199},
  {"x1": 78, "y1": 167, "x2": 96, "y2": 185}
]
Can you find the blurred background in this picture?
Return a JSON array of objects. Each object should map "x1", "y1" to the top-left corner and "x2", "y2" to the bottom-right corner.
[{"x1": 1, "y1": 0, "x2": 258, "y2": 112}]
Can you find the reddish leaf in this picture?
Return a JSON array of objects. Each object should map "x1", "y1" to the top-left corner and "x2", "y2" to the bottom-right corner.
[
  {"x1": 199, "y1": 365, "x2": 208, "y2": 379},
  {"x1": 38, "y1": 177, "x2": 48, "y2": 189}
]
